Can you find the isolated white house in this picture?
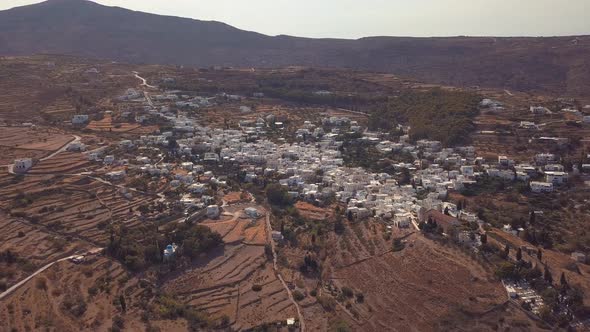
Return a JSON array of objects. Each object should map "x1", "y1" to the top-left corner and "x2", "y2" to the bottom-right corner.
[
  {"x1": 72, "y1": 114, "x2": 89, "y2": 125},
  {"x1": 244, "y1": 207, "x2": 260, "y2": 218},
  {"x1": 14, "y1": 158, "x2": 33, "y2": 173}
]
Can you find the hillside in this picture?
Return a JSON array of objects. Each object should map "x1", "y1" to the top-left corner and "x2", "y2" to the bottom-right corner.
[{"x1": 0, "y1": 0, "x2": 589, "y2": 98}]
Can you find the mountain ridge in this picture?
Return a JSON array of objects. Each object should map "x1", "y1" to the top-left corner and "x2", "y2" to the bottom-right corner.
[{"x1": 1, "y1": 0, "x2": 589, "y2": 98}]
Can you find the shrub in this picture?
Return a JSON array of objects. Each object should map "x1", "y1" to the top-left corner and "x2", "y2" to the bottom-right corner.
[
  {"x1": 35, "y1": 277, "x2": 47, "y2": 290},
  {"x1": 252, "y1": 284, "x2": 262, "y2": 292},
  {"x1": 292, "y1": 290, "x2": 305, "y2": 301},
  {"x1": 317, "y1": 295, "x2": 336, "y2": 311},
  {"x1": 341, "y1": 287, "x2": 354, "y2": 298},
  {"x1": 392, "y1": 238, "x2": 405, "y2": 252},
  {"x1": 330, "y1": 319, "x2": 350, "y2": 332},
  {"x1": 62, "y1": 294, "x2": 88, "y2": 316},
  {"x1": 266, "y1": 184, "x2": 292, "y2": 206},
  {"x1": 355, "y1": 292, "x2": 364, "y2": 303},
  {"x1": 112, "y1": 315, "x2": 125, "y2": 330}
]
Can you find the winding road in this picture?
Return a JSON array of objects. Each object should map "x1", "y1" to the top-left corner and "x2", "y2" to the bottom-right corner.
[
  {"x1": 40, "y1": 135, "x2": 81, "y2": 161},
  {"x1": 133, "y1": 71, "x2": 157, "y2": 89},
  {"x1": 3, "y1": 134, "x2": 80, "y2": 175}
]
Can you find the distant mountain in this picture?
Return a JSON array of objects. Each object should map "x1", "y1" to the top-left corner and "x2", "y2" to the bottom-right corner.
[{"x1": 1, "y1": 0, "x2": 589, "y2": 98}]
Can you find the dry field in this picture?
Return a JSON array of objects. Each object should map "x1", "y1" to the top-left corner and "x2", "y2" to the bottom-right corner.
[
  {"x1": 161, "y1": 204, "x2": 295, "y2": 330},
  {"x1": 0, "y1": 55, "x2": 137, "y2": 124},
  {"x1": 0, "y1": 165, "x2": 150, "y2": 246},
  {"x1": 0, "y1": 212, "x2": 90, "y2": 289},
  {"x1": 295, "y1": 201, "x2": 333, "y2": 221},
  {"x1": 163, "y1": 244, "x2": 296, "y2": 331},
  {"x1": 222, "y1": 191, "x2": 249, "y2": 205},
  {"x1": 203, "y1": 204, "x2": 267, "y2": 246},
  {"x1": 27, "y1": 152, "x2": 93, "y2": 175},
  {"x1": 0, "y1": 127, "x2": 73, "y2": 164},
  {"x1": 86, "y1": 115, "x2": 141, "y2": 133}
]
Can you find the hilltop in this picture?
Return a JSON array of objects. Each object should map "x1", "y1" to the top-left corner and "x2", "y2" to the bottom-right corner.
[{"x1": 0, "y1": 0, "x2": 589, "y2": 98}]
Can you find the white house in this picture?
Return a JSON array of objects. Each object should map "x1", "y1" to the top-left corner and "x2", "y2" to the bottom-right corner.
[
  {"x1": 271, "y1": 231, "x2": 284, "y2": 241},
  {"x1": 498, "y1": 156, "x2": 514, "y2": 167},
  {"x1": 88, "y1": 152, "x2": 101, "y2": 161},
  {"x1": 207, "y1": 205, "x2": 220, "y2": 219},
  {"x1": 119, "y1": 140, "x2": 135, "y2": 149},
  {"x1": 545, "y1": 171, "x2": 568, "y2": 185},
  {"x1": 460, "y1": 166, "x2": 474, "y2": 177},
  {"x1": 534, "y1": 153, "x2": 557, "y2": 165},
  {"x1": 530, "y1": 181, "x2": 554, "y2": 193},
  {"x1": 530, "y1": 106, "x2": 551, "y2": 115},
  {"x1": 487, "y1": 168, "x2": 515, "y2": 181},
  {"x1": 66, "y1": 142, "x2": 86, "y2": 152},
  {"x1": 72, "y1": 114, "x2": 89, "y2": 125},
  {"x1": 181, "y1": 162, "x2": 194, "y2": 170},
  {"x1": 244, "y1": 207, "x2": 260, "y2": 218},
  {"x1": 516, "y1": 171, "x2": 530, "y2": 182},
  {"x1": 103, "y1": 155, "x2": 115, "y2": 165},
  {"x1": 519, "y1": 121, "x2": 538, "y2": 130},
  {"x1": 163, "y1": 243, "x2": 178, "y2": 261},
  {"x1": 571, "y1": 252, "x2": 587, "y2": 263},
  {"x1": 203, "y1": 153, "x2": 219, "y2": 162},
  {"x1": 393, "y1": 212, "x2": 412, "y2": 228},
  {"x1": 13, "y1": 158, "x2": 33, "y2": 173},
  {"x1": 106, "y1": 170, "x2": 126, "y2": 181},
  {"x1": 544, "y1": 164, "x2": 564, "y2": 172}
]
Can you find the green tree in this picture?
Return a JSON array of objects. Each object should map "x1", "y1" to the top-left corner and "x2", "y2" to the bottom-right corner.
[
  {"x1": 119, "y1": 294, "x2": 127, "y2": 312},
  {"x1": 266, "y1": 184, "x2": 291, "y2": 206},
  {"x1": 560, "y1": 272, "x2": 568, "y2": 288},
  {"x1": 544, "y1": 265, "x2": 553, "y2": 284}
]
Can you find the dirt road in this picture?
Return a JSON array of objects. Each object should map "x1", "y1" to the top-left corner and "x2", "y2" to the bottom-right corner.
[
  {"x1": 0, "y1": 248, "x2": 102, "y2": 301},
  {"x1": 265, "y1": 213, "x2": 306, "y2": 331},
  {"x1": 133, "y1": 71, "x2": 157, "y2": 89}
]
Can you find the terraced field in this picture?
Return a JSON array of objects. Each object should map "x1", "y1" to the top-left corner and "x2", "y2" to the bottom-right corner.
[
  {"x1": 86, "y1": 115, "x2": 141, "y2": 133},
  {"x1": 0, "y1": 168, "x2": 151, "y2": 246},
  {"x1": 0, "y1": 255, "x2": 152, "y2": 332},
  {"x1": 28, "y1": 152, "x2": 93, "y2": 175},
  {"x1": 164, "y1": 244, "x2": 296, "y2": 330},
  {"x1": 0, "y1": 212, "x2": 89, "y2": 289},
  {"x1": 0, "y1": 127, "x2": 73, "y2": 164}
]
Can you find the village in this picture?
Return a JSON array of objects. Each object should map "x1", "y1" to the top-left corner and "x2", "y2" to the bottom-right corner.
[{"x1": 2, "y1": 63, "x2": 590, "y2": 331}]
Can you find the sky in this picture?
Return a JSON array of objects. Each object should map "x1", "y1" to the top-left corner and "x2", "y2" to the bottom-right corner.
[{"x1": 1, "y1": 0, "x2": 589, "y2": 39}]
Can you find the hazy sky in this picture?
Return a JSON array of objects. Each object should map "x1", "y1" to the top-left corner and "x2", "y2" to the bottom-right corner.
[{"x1": 2, "y1": 0, "x2": 589, "y2": 38}]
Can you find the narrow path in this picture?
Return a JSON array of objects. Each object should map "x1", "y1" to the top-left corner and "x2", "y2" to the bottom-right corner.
[
  {"x1": 143, "y1": 91, "x2": 154, "y2": 108},
  {"x1": 40, "y1": 135, "x2": 80, "y2": 161},
  {"x1": 336, "y1": 107, "x2": 369, "y2": 117},
  {"x1": 265, "y1": 212, "x2": 306, "y2": 331}
]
